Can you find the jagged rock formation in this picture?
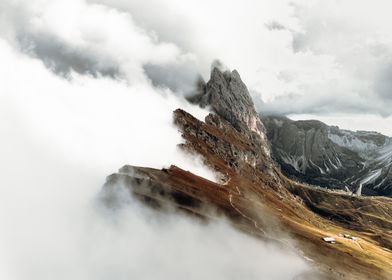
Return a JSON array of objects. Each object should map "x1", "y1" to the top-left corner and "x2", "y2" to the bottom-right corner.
[
  {"x1": 264, "y1": 116, "x2": 392, "y2": 197},
  {"x1": 189, "y1": 67, "x2": 271, "y2": 158},
  {"x1": 102, "y1": 67, "x2": 392, "y2": 279}
]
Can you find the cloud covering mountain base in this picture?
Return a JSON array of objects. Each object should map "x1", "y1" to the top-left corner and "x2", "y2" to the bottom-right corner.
[{"x1": 0, "y1": 18, "x2": 313, "y2": 280}]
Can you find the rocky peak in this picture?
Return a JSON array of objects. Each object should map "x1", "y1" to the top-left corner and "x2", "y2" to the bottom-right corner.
[{"x1": 190, "y1": 67, "x2": 270, "y2": 156}]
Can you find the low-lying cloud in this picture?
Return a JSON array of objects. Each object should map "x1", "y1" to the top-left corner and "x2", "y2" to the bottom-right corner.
[
  {"x1": 0, "y1": 149, "x2": 313, "y2": 280},
  {"x1": 0, "y1": 17, "x2": 314, "y2": 280}
]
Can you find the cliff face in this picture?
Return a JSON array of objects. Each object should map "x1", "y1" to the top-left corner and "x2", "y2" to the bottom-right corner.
[
  {"x1": 190, "y1": 67, "x2": 271, "y2": 158},
  {"x1": 264, "y1": 116, "x2": 392, "y2": 196},
  {"x1": 102, "y1": 68, "x2": 392, "y2": 279}
]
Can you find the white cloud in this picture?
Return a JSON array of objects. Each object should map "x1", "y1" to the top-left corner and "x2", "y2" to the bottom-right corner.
[
  {"x1": 0, "y1": 36, "x2": 214, "y2": 177},
  {"x1": 90, "y1": 0, "x2": 392, "y2": 134},
  {"x1": 264, "y1": 0, "x2": 392, "y2": 117},
  {"x1": 6, "y1": 0, "x2": 392, "y2": 124},
  {"x1": 91, "y1": 0, "x2": 302, "y2": 89},
  {"x1": 0, "y1": 151, "x2": 312, "y2": 280},
  {"x1": 1, "y1": 0, "x2": 190, "y2": 83}
]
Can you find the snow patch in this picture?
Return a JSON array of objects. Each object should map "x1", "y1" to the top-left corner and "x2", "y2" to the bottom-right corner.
[{"x1": 360, "y1": 169, "x2": 382, "y2": 185}]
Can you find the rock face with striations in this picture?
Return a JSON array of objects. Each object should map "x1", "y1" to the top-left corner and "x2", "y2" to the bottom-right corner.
[{"x1": 264, "y1": 116, "x2": 392, "y2": 196}]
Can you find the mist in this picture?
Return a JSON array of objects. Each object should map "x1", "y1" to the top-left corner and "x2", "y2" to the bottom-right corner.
[
  {"x1": 90, "y1": 0, "x2": 392, "y2": 135},
  {"x1": 0, "y1": 150, "x2": 312, "y2": 280},
  {"x1": 0, "y1": 12, "x2": 315, "y2": 280}
]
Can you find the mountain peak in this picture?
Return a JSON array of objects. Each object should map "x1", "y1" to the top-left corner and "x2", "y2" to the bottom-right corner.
[{"x1": 190, "y1": 67, "x2": 269, "y2": 155}]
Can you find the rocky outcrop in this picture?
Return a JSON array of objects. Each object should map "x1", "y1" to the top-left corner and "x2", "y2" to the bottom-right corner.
[
  {"x1": 264, "y1": 116, "x2": 392, "y2": 196},
  {"x1": 174, "y1": 109, "x2": 274, "y2": 175},
  {"x1": 189, "y1": 67, "x2": 271, "y2": 158}
]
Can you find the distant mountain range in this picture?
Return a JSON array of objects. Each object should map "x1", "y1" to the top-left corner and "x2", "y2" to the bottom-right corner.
[{"x1": 264, "y1": 116, "x2": 392, "y2": 196}]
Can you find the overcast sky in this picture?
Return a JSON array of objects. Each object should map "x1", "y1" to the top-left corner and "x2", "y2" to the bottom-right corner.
[{"x1": 2, "y1": 0, "x2": 392, "y2": 134}]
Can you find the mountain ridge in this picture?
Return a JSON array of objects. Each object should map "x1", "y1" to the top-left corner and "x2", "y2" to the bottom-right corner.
[
  {"x1": 263, "y1": 115, "x2": 392, "y2": 196},
  {"x1": 102, "y1": 67, "x2": 392, "y2": 279}
]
